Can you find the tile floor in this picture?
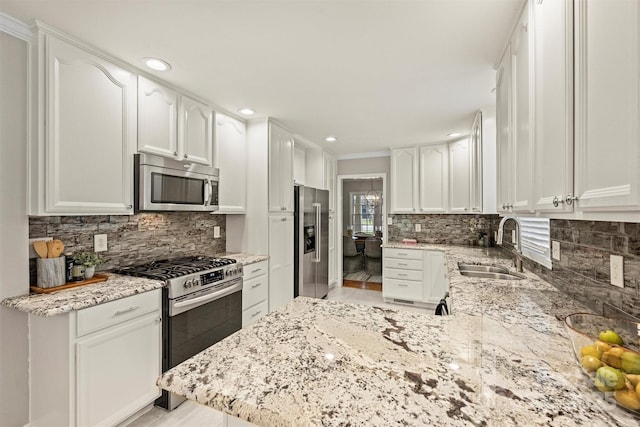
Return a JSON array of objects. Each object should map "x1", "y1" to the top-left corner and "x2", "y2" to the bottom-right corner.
[{"x1": 122, "y1": 285, "x2": 431, "y2": 427}]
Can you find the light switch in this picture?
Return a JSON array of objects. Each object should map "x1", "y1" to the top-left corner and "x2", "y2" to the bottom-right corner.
[
  {"x1": 214, "y1": 226, "x2": 221, "y2": 239},
  {"x1": 610, "y1": 255, "x2": 624, "y2": 288},
  {"x1": 552, "y1": 241, "x2": 560, "y2": 261},
  {"x1": 387, "y1": 217, "x2": 393, "y2": 225},
  {"x1": 415, "y1": 224, "x2": 421, "y2": 232}
]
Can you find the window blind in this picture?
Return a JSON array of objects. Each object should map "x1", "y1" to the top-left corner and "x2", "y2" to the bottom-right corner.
[{"x1": 518, "y1": 217, "x2": 552, "y2": 269}]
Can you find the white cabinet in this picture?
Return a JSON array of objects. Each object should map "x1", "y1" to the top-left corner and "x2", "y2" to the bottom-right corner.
[
  {"x1": 469, "y1": 112, "x2": 483, "y2": 213},
  {"x1": 268, "y1": 214, "x2": 294, "y2": 312},
  {"x1": 418, "y1": 144, "x2": 448, "y2": 213},
  {"x1": 294, "y1": 146, "x2": 306, "y2": 185},
  {"x1": 574, "y1": 0, "x2": 640, "y2": 212},
  {"x1": 138, "y1": 76, "x2": 213, "y2": 166},
  {"x1": 532, "y1": 0, "x2": 574, "y2": 213},
  {"x1": 242, "y1": 260, "x2": 269, "y2": 327},
  {"x1": 323, "y1": 151, "x2": 337, "y2": 212},
  {"x1": 30, "y1": 290, "x2": 161, "y2": 427},
  {"x1": 30, "y1": 33, "x2": 136, "y2": 215},
  {"x1": 214, "y1": 114, "x2": 247, "y2": 213},
  {"x1": 268, "y1": 122, "x2": 295, "y2": 213},
  {"x1": 510, "y1": 5, "x2": 534, "y2": 213},
  {"x1": 448, "y1": 138, "x2": 471, "y2": 213},
  {"x1": 382, "y1": 248, "x2": 448, "y2": 308},
  {"x1": 390, "y1": 147, "x2": 418, "y2": 213},
  {"x1": 496, "y1": 46, "x2": 513, "y2": 214}
]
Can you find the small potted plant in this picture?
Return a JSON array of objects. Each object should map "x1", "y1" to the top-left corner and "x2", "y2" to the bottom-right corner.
[{"x1": 73, "y1": 251, "x2": 103, "y2": 279}]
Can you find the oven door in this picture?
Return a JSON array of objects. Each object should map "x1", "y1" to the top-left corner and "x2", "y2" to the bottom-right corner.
[{"x1": 137, "y1": 161, "x2": 219, "y2": 212}]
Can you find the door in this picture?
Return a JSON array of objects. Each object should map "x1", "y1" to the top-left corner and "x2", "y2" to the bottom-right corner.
[
  {"x1": 138, "y1": 76, "x2": 178, "y2": 159},
  {"x1": 181, "y1": 95, "x2": 213, "y2": 166},
  {"x1": 448, "y1": 138, "x2": 471, "y2": 213},
  {"x1": 268, "y1": 214, "x2": 294, "y2": 311},
  {"x1": 390, "y1": 147, "x2": 418, "y2": 213},
  {"x1": 418, "y1": 144, "x2": 448, "y2": 213}
]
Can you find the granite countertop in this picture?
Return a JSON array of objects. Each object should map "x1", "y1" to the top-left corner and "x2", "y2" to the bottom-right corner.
[
  {"x1": 1, "y1": 274, "x2": 164, "y2": 317},
  {"x1": 222, "y1": 253, "x2": 269, "y2": 266},
  {"x1": 158, "y1": 243, "x2": 638, "y2": 427}
]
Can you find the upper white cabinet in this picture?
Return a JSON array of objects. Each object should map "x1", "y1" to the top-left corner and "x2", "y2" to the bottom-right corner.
[
  {"x1": 293, "y1": 146, "x2": 306, "y2": 185},
  {"x1": 138, "y1": 76, "x2": 178, "y2": 159},
  {"x1": 323, "y1": 151, "x2": 336, "y2": 212},
  {"x1": 139, "y1": 77, "x2": 213, "y2": 166},
  {"x1": 30, "y1": 33, "x2": 137, "y2": 215},
  {"x1": 496, "y1": 46, "x2": 513, "y2": 214},
  {"x1": 214, "y1": 113, "x2": 247, "y2": 213},
  {"x1": 390, "y1": 147, "x2": 419, "y2": 213},
  {"x1": 532, "y1": 0, "x2": 574, "y2": 213},
  {"x1": 573, "y1": 0, "x2": 640, "y2": 212},
  {"x1": 268, "y1": 122, "x2": 295, "y2": 213},
  {"x1": 418, "y1": 144, "x2": 448, "y2": 213},
  {"x1": 448, "y1": 138, "x2": 471, "y2": 213}
]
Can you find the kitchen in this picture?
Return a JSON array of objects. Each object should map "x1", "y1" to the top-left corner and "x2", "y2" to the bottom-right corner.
[{"x1": 1, "y1": 0, "x2": 640, "y2": 426}]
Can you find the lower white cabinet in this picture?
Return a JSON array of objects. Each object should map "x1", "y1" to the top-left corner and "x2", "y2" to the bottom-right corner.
[
  {"x1": 242, "y1": 260, "x2": 269, "y2": 327},
  {"x1": 29, "y1": 290, "x2": 162, "y2": 427},
  {"x1": 382, "y1": 248, "x2": 447, "y2": 308}
]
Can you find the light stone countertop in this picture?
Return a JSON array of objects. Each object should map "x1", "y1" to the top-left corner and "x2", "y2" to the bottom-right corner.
[
  {"x1": 222, "y1": 253, "x2": 269, "y2": 266},
  {"x1": 158, "y1": 243, "x2": 639, "y2": 427},
  {"x1": 1, "y1": 274, "x2": 164, "y2": 317}
]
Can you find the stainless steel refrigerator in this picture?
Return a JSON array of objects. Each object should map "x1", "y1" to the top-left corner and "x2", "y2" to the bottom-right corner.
[{"x1": 294, "y1": 185, "x2": 329, "y2": 299}]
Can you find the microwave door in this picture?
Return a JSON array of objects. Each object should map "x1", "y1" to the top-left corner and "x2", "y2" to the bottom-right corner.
[{"x1": 139, "y1": 165, "x2": 210, "y2": 211}]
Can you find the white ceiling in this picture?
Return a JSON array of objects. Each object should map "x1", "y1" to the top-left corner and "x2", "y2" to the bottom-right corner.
[{"x1": 1, "y1": 0, "x2": 523, "y2": 156}]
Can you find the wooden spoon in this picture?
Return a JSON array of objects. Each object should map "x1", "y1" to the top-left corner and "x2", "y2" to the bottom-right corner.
[
  {"x1": 46, "y1": 241, "x2": 55, "y2": 258},
  {"x1": 32, "y1": 241, "x2": 49, "y2": 259},
  {"x1": 49, "y1": 239, "x2": 64, "y2": 258}
]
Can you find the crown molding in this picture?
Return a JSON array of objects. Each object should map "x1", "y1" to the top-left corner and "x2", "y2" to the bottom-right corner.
[
  {"x1": 0, "y1": 13, "x2": 33, "y2": 41},
  {"x1": 336, "y1": 150, "x2": 390, "y2": 160}
]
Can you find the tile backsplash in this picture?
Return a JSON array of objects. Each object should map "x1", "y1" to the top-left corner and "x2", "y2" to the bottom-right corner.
[
  {"x1": 29, "y1": 213, "x2": 226, "y2": 282},
  {"x1": 388, "y1": 214, "x2": 500, "y2": 245}
]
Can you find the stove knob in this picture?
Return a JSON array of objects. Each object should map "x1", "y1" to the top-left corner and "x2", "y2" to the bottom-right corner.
[
  {"x1": 183, "y1": 280, "x2": 189, "y2": 289},
  {"x1": 185, "y1": 279, "x2": 193, "y2": 288},
  {"x1": 193, "y1": 278, "x2": 200, "y2": 287}
]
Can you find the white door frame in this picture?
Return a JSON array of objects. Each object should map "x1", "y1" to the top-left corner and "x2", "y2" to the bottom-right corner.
[{"x1": 337, "y1": 173, "x2": 387, "y2": 288}]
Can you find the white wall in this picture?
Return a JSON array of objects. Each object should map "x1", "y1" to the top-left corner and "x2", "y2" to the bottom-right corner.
[
  {"x1": 0, "y1": 29, "x2": 30, "y2": 427},
  {"x1": 337, "y1": 156, "x2": 390, "y2": 214}
]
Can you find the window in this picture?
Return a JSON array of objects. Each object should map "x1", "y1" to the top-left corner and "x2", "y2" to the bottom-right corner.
[
  {"x1": 350, "y1": 192, "x2": 381, "y2": 234},
  {"x1": 518, "y1": 217, "x2": 551, "y2": 269}
]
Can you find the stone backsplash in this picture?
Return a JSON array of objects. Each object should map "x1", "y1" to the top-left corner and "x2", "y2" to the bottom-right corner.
[
  {"x1": 388, "y1": 214, "x2": 500, "y2": 245},
  {"x1": 29, "y1": 213, "x2": 226, "y2": 282},
  {"x1": 500, "y1": 219, "x2": 640, "y2": 320}
]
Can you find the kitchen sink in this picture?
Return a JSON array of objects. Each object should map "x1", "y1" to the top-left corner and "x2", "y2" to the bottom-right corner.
[
  {"x1": 457, "y1": 263, "x2": 509, "y2": 274},
  {"x1": 458, "y1": 270, "x2": 523, "y2": 280}
]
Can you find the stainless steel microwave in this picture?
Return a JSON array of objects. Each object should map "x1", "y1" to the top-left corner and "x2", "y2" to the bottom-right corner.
[{"x1": 134, "y1": 153, "x2": 219, "y2": 212}]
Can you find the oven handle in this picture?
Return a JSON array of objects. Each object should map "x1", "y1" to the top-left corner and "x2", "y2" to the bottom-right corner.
[{"x1": 172, "y1": 280, "x2": 242, "y2": 313}]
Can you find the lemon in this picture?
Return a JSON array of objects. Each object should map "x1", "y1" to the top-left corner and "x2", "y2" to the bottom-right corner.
[
  {"x1": 580, "y1": 345, "x2": 602, "y2": 359},
  {"x1": 599, "y1": 330, "x2": 624, "y2": 346},
  {"x1": 581, "y1": 355, "x2": 603, "y2": 372},
  {"x1": 594, "y1": 340, "x2": 612, "y2": 353}
]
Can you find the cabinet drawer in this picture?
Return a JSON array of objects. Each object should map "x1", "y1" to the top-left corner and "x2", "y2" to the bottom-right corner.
[
  {"x1": 384, "y1": 248, "x2": 422, "y2": 260},
  {"x1": 383, "y1": 278, "x2": 423, "y2": 301},
  {"x1": 242, "y1": 300, "x2": 268, "y2": 327},
  {"x1": 243, "y1": 260, "x2": 268, "y2": 281},
  {"x1": 242, "y1": 275, "x2": 268, "y2": 310},
  {"x1": 77, "y1": 289, "x2": 161, "y2": 337},
  {"x1": 384, "y1": 258, "x2": 423, "y2": 270},
  {"x1": 384, "y1": 267, "x2": 423, "y2": 282}
]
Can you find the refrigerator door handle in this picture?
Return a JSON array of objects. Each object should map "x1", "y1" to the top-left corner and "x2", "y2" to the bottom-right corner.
[{"x1": 313, "y1": 202, "x2": 321, "y2": 263}]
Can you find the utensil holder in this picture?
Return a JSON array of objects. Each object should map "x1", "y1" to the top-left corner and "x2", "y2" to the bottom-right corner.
[{"x1": 36, "y1": 256, "x2": 66, "y2": 288}]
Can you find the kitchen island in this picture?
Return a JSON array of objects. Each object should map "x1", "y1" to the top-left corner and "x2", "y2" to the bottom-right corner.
[{"x1": 158, "y1": 245, "x2": 638, "y2": 426}]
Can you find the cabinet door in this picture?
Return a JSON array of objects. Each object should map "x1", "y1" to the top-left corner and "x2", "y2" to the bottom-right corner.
[
  {"x1": 574, "y1": 0, "x2": 640, "y2": 211},
  {"x1": 423, "y1": 251, "x2": 447, "y2": 305},
  {"x1": 323, "y1": 151, "x2": 336, "y2": 212},
  {"x1": 45, "y1": 36, "x2": 135, "y2": 214},
  {"x1": 448, "y1": 138, "x2": 471, "y2": 213},
  {"x1": 268, "y1": 123, "x2": 294, "y2": 213},
  {"x1": 510, "y1": 6, "x2": 534, "y2": 213},
  {"x1": 418, "y1": 144, "x2": 448, "y2": 213},
  {"x1": 138, "y1": 76, "x2": 178, "y2": 159},
  {"x1": 76, "y1": 312, "x2": 161, "y2": 426},
  {"x1": 533, "y1": 0, "x2": 574, "y2": 213},
  {"x1": 390, "y1": 147, "x2": 418, "y2": 213},
  {"x1": 215, "y1": 114, "x2": 247, "y2": 213},
  {"x1": 496, "y1": 48, "x2": 513, "y2": 213},
  {"x1": 469, "y1": 112, "x2": 483, "y2": 213},
  {"x1": 181, "y1": 95, "x2": 213, "y2": 165},
  {"x1": 293, "y1": 146, "x2": 306, "y2": 185},
  {"x1": 268, "y1": 214, "x2": 294, "y2": 311}
]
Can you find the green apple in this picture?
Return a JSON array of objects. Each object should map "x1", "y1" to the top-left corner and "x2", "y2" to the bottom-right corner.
[{"x1": 599, "y1": 330, "x2": 624, "y2": 346}]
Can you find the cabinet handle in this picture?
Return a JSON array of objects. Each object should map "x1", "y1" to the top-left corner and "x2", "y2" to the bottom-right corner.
[
  {"x1": 463, "y1": 208, "x2": 468, "y2": 211},
  {"x1": 155, "y1": 318, "x2": 162, "y2": 324},
  {"x1": 281, "y1": 207, "x2": 286, "y2": 210},
  {"x1": 251, "y1": 283, "x2": 262, "y2": 289},
  {"x1": 398, "y1": 263, "x2": 408, "y2": 266},
  {"x1": 251, "y1": 268, "x2": 262, "y2": 274},
  {"x1": 281, "y1": 217, "x2": 286, "y2": 222},
  {"x1": 184, "y1": 154, "x2": 188, "y2": 159},
  {"x1": 251, "y1": 310, "x2": 261, "y2": 318},
  {"x1": 127, "y1": 204, "x2": 133, "y2": 209},
  {"x1": 114, "y1": 306, "x2": 139, "y2": 316},
  {"x1": 565, "y1": 193, "x2": 579, "y2": 205},
  {"x1": 398, "y1": 273, "x2": 408, "y2": 277},
  {"x1": 552, "y1": 196, "x2": 565, "y2": 208},
  {"x1": 398, "y1": 253, "x2": 407, "y2": 256},
  {"x1": 398, "y1": 284, "x2": 408, "y2": 287},
  {"x1": 173, "y1": 151, "x2": 178, "y2": 156}
]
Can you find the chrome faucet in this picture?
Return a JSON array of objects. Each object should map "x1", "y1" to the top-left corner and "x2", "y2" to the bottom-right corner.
[{"x1": 496, "y1": 215, "x2": 524, "y2": 273}]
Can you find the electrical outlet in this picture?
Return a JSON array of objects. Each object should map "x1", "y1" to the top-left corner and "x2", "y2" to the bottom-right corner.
[
  {"x1": 610, "y1": 255, "x2": 624, "y2": 288},
  {"x1": 214, "y1": 226, "x2": 221, "y2": 239},
  {"x1": 94, "y1": 234, "x2": 108, "y2": 252},
  {"x1": 415, "y1": 224, "x2": 421, "y2": 232},
  {"x1": 387, "y1": 217, "x2": 393, "y2": 225},
  {"x1": 511, "y1": 230, "x2": 517, "y2": 244},
  {"x1": 552, "y1": 241, "x2": 561, "y2": 261},
  {"x1": 28, "y1": 237, "x2": 53, "y2": 259}
]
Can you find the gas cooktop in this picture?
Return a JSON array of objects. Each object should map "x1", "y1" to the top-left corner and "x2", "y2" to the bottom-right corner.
[{"x1": 115, "y1": 256, "x2": 237, "y2": 281}]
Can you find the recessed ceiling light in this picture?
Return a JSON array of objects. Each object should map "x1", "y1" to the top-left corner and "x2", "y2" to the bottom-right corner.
[
  {"x1": 325, "y1": 136, "x2": 337, "y2": 142},
  {"x1": 238, "y1": 108, "x2": 255, "y2": 115},
  {"x1": 448, "y1": 132, "x2": 462, "y2": 137},
  {"x1": 143, "y1": 57, "x2": 171, "y2": 71}
]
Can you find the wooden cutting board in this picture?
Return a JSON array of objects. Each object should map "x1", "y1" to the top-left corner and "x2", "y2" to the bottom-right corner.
[{"x1": 30, "y1": 274, "x2": 109, "y2": 294}]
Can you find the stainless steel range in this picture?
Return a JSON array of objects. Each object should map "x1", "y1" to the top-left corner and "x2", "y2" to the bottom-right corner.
[{"x1": 116, "y1": 256, "x2": 243, "y2": 410}]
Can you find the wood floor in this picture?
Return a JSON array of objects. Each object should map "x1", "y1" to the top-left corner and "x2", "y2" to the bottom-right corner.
[{"x1": 342, "y1": 279, "x2": 382, "y2": 292}]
